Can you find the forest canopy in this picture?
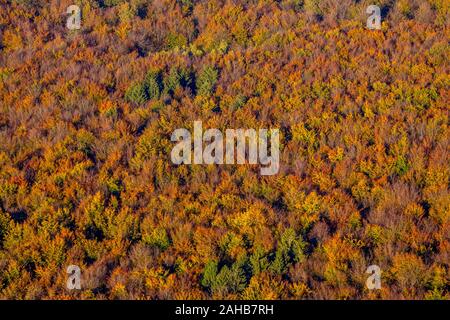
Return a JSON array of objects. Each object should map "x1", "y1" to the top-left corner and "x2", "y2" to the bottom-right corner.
[{"x1": 0, "y1": 0, "x2": 448, "y2": 299}]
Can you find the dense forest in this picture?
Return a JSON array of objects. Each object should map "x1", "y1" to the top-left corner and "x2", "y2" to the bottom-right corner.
[{"x1": 0, "y1": 0, "x2": 448, "y2": 299}]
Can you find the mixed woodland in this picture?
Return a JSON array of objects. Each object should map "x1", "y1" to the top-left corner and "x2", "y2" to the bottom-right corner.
[{"x1": 0, "y1": 0, "x2": 449, "y2": 299}]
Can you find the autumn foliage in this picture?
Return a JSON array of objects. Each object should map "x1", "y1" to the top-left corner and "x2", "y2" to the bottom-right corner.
[{"x1": 0, "y1": 0, "x2": 448, "y2": 299}]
